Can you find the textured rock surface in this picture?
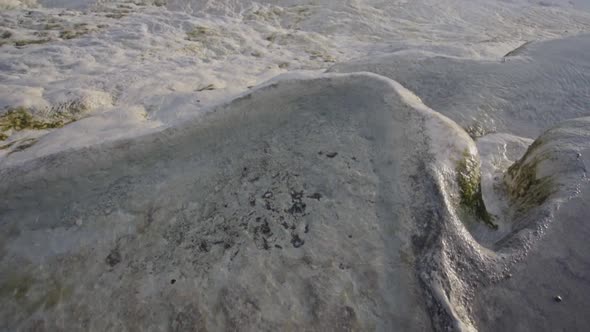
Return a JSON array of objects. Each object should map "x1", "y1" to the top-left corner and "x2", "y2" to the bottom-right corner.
[
  {"x1": 0, "y1": 68, "x2": 589, "y2": 332},
  {"x1": 0, "y1": 73, "x2": 479, "y2": 331}
]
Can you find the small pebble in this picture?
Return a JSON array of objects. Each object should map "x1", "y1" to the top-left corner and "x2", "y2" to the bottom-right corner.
[
  {"x1": 554, "y1": 295, "x2": 562, "y2": 302},
  {"x1": 170, "y1": 279, "x2": 176, "y2": 285}
]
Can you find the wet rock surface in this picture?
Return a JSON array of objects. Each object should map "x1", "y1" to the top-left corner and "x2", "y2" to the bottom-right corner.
[
  {"x1": 0, "y1": 74, "x2": 444, "y2": 331},
  {"x1": 0, "y1": 74, "x2": 589, "y2": 331}
]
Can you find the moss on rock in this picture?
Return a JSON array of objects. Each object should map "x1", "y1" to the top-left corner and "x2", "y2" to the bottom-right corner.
[
  {"x1": 456, "y1": 149, "x2": 497, "y2": 229},
  {"x1": 0, "y1": 107, "x2": 70, "y2": 141},
  {"x1": 1, "y1": 107, "x2": 66, "y2": 131},
  {"x1": 44, "y1": 23, "x2": 62, "y2": 30},
  {"x1": 504, "y1": 154, "x2": 554, "y2": 214},
  {"x1": 40, "y1": 280, "x2": 72, "y2": 310},
  {"x1": 186, "y1": 26, "x2": 216, "y2": 42},
  {"x1": 0, "y1": 273, "x2": 34, "y2": 300},
  {"x1": 14, "y1": 39, "x2": 50, "y2": 47},
  {"x1": 0, "y1": 271, "x2": 73, "y2": 316},
  {"x1": 59, "y1": 28, "x2": 89, "y2": 40}
]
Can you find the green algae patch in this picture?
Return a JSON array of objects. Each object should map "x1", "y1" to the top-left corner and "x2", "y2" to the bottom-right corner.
[
  {"x1": 59, "y1": 23, "x2": 92, "y2": 40},
  {"x1": 307, "y1": 49, "x2": 337, "y2": 63},
  {"x1": 1, "y1": 271, "x2": 73, "y2": 317},
  {"x1": 59, "y1": 30, "x2": 82, "y2": 40},
  {"x1": 39, "y1": 280, "x2": 73, "y2": 310},
  {"x1": 0, "y1": 273, "x2": 34, "y2": 300},
  {"x1": 186, "y1": 26, "x2": 217, "y2": 42},
  {"x1": 456, "y1": 149, "x2": 497, "y2": 229},
  {"x1": 0, "y1": 107, "x2": 72, "y2": 143},
  {"x1": 465, "y1": 123, "x2": 486, "y2": 139},
  {"x1": 0, "y1": 107, "x2": 68, "y2": 138},
  {"x1": 44, "y1": 23, "x2": 62, "y2": 30},
  {"x1": 14, "y1": 39, "x2": 50, "y2": 47},
  {"x1": 25, "y1": 281, "x2": 73, "y2": 315},
  {"x1": 504, "y1": 155, "x2": 554, "y2": 215}
]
